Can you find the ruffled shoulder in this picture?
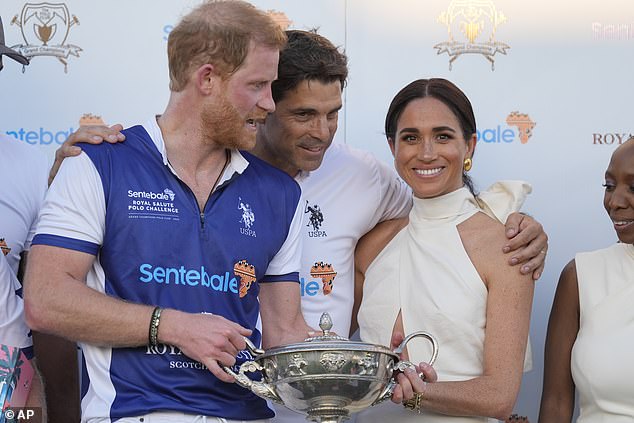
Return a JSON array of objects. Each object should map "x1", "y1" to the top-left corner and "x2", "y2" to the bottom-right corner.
[{"x1": 475, "y1": 180, "x2": 532, "y2": 223}]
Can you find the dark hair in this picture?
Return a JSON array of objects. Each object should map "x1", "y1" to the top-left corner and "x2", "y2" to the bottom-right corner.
[
  {"x1": 385, "y1": 78, "x2": 477, "y2": 195},
  {"x1": 272, "y1": 30, "x2": 348, "y2": 103}
]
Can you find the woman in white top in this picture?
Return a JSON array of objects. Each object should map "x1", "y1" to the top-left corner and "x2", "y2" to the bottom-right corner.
[
  {"x1": 538, "y1": 137, "x2": 634, "y2": 422},
  {"x1": 354, "y1": 78, "x2": 534, "y2": 422}
]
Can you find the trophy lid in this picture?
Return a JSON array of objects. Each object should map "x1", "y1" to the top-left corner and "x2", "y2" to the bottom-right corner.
[{"x1": 255, "y1": 312, "x2": 400, "y2": 361}]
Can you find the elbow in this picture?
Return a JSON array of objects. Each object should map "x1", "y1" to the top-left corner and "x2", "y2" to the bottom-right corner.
[
  {"x1": 490, "y1": 391, "x2": 520, "y2": 421},
  {"x1": 492, "y1": 403, "x2": 515, "y2": 422},
  {"x1": 24, "y1": 283, "x2": 53, "y2": 333},
  {"x1": 24, "y1": 295, "x2": 47, "y2": 332}
]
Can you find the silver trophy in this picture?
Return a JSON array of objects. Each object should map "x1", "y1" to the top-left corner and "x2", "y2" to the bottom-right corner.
[{"x1": 223, "y1": 313, "x2": 438, "y2": 423}]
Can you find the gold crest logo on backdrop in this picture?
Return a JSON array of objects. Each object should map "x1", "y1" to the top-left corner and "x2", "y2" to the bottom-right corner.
[
  {"x1": 10, "y1": 3, "x2": 82, "y2": 73},
  {"x1": 435, "y1": 0, "x2": 509, "y2": 70}
]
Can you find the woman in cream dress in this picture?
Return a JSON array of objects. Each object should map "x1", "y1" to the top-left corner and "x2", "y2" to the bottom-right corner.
[
  {"x1": 538, "y1": 138, "x2": 634, "y2": 422},
  {"x1": 354, "y1": 79, "x2": 534, "y2": 422}
]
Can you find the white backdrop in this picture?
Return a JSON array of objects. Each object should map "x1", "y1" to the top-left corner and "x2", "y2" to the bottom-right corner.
[{"x1": 2, "y1": 1, "x2": 633, "y2": 420}]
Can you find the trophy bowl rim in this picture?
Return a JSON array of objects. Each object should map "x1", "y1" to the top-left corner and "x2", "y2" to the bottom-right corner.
[{"x1": 255, "y1": 340, "x2": 399, "y2": 362}]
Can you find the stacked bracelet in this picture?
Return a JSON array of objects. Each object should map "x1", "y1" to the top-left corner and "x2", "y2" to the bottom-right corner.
[
  {"x1": 403, "y1": 390, "x2": 425, "y2": 414},
  {"x1": 149, "y1": 306, "x2": 162, "y2": 347}
]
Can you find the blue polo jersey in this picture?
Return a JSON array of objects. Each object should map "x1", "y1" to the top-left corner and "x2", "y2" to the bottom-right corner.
[{"x1": 33, "y1": 124, "x2": 302, "y2": 420}]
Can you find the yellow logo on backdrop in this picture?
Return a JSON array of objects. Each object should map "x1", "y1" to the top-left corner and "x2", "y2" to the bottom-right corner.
[
  {"x1": 10, "y1": 2, "x2": 81, "y2": 73},
  {"x1": 435, "y1": 0, "x2": 509, "y2": 70}
]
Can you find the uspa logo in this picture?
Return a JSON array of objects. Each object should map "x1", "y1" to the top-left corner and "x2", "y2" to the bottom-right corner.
[
  {"x1": 10, "y1": 3, "x2": 82, "y2": 73},
  {"x1": 435, "y1": 0, "x2": 510, "y2": 70},
  {"x1": 238, "y1": 197, "x2": 256, "y2": 237}
]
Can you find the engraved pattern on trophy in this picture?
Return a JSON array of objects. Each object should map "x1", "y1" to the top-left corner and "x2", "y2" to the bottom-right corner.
[
  {"x1": 319, "y1": 352, "x2": 347, "y2": 372},
  {"x1": 353, "y1": 352, "x2": 379, "y2": 376},
  {"x1": 287, "y1": 352, "x2": 309, "y2": 376}
]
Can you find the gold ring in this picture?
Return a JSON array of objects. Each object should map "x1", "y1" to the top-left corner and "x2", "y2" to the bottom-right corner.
[{"x1": 403, "y1": 392, "x2": 424, "y2": 413}]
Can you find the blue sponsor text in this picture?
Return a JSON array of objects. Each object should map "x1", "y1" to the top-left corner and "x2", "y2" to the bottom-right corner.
[
  {"x1": 6, "y1": 127, "x2": 75, "y2": 145},
  {"x1": 476, "y1": 126, "x2": 516, "y2": 143},
  {"x1": 139, "y1": 263, "x2": 238, "y2": 294},
  {"x1": 300, "y1": 277, "x2": 320, "y2": 296}
]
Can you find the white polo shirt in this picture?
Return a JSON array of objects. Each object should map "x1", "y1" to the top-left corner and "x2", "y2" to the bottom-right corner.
[
  {"x1": 295, "y1": 142, "x2": 411, "y2": 336},
  {"x1": 0, "y1": 133, "x2": 49, "y2": 274}
]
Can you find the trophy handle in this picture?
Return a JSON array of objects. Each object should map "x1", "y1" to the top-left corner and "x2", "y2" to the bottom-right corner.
[
  {"x1": 372, "y1": 331, "x2": 439, "y2": 406},
  {"x1": 243, "y1": 336, "x2": 265, "y2": 356},
  {"x1": 221, "y1": 337, "x2": 283, "y2": 404},
  {"x1": 393, "y1": 331, "x2": 439, "y2": 367}
]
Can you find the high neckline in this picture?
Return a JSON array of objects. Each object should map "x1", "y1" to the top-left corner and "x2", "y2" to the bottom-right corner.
[{"x1": 410, "y1": 187, "x2": 478, "y2": 221}]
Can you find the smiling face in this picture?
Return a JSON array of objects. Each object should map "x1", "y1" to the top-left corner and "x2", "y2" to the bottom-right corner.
[
  {"x1": 603, "y1": 139, "x2": 634, "y2": 244},
  {"x1": 202, "y1": 42, "x2": 279, "y2": 150},
  {"x1": 255, "y1": 79, "x2": 342, "y2": 176},
  {"x1": 389, "y1": 97, "x2": 475, "y2": 199}
]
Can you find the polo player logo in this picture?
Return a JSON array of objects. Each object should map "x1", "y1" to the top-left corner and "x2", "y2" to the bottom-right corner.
[
  {"x1": 238, "y1": 197, "x2": 255, "y2": 229},
  {"x1": 11, "y1": 3, "x2": 82, "y2": 72},
  {"x1": 434, "y1": 0, "x2": 510, "y2": 70},
  {"x1": 304, "y1": 200, "x2": 324, "y2": 231}
]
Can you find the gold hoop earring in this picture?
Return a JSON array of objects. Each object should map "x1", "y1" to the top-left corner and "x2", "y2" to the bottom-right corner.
[{"x1": 463, "y1": 157, "x2": 472, "y2": 172}]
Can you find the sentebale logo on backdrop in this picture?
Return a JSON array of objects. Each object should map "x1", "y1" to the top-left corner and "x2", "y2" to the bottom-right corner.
[
  {"x1": 435, "y1": 0, "x2": 510, "y2": 70},
  {"x1": 477, "y1": 112, "x2": 536, "y2": 144},
  {"x1": 10, "y1": 3, "x2": 82, "y2": 73}
]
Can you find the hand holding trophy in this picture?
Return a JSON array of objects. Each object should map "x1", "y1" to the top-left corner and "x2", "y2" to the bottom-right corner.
[{"x1": 223, "y1": 313, "x2": 439, "y2": 423}]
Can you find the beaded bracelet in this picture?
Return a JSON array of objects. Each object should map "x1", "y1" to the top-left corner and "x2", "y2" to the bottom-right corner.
[{"x1": 149, "y1": 306, "x2": 162, "y2": 346}]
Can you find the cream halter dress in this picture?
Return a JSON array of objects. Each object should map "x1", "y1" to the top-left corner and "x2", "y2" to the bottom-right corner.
[
  {"x1": 571, "y1": 243, "x2": 634, "y2": 422},
  {"x1": 357, "y1": 182, "x2": 532, "y2": 422}
]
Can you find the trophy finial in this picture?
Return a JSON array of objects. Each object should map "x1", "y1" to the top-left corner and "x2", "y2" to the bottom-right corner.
[
  {"x1": 305, "y1": 312, "x2": 347, "y2": 342},
  {"x1": 319, "y1": 313, "x2": 333, "y2": 335}
]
